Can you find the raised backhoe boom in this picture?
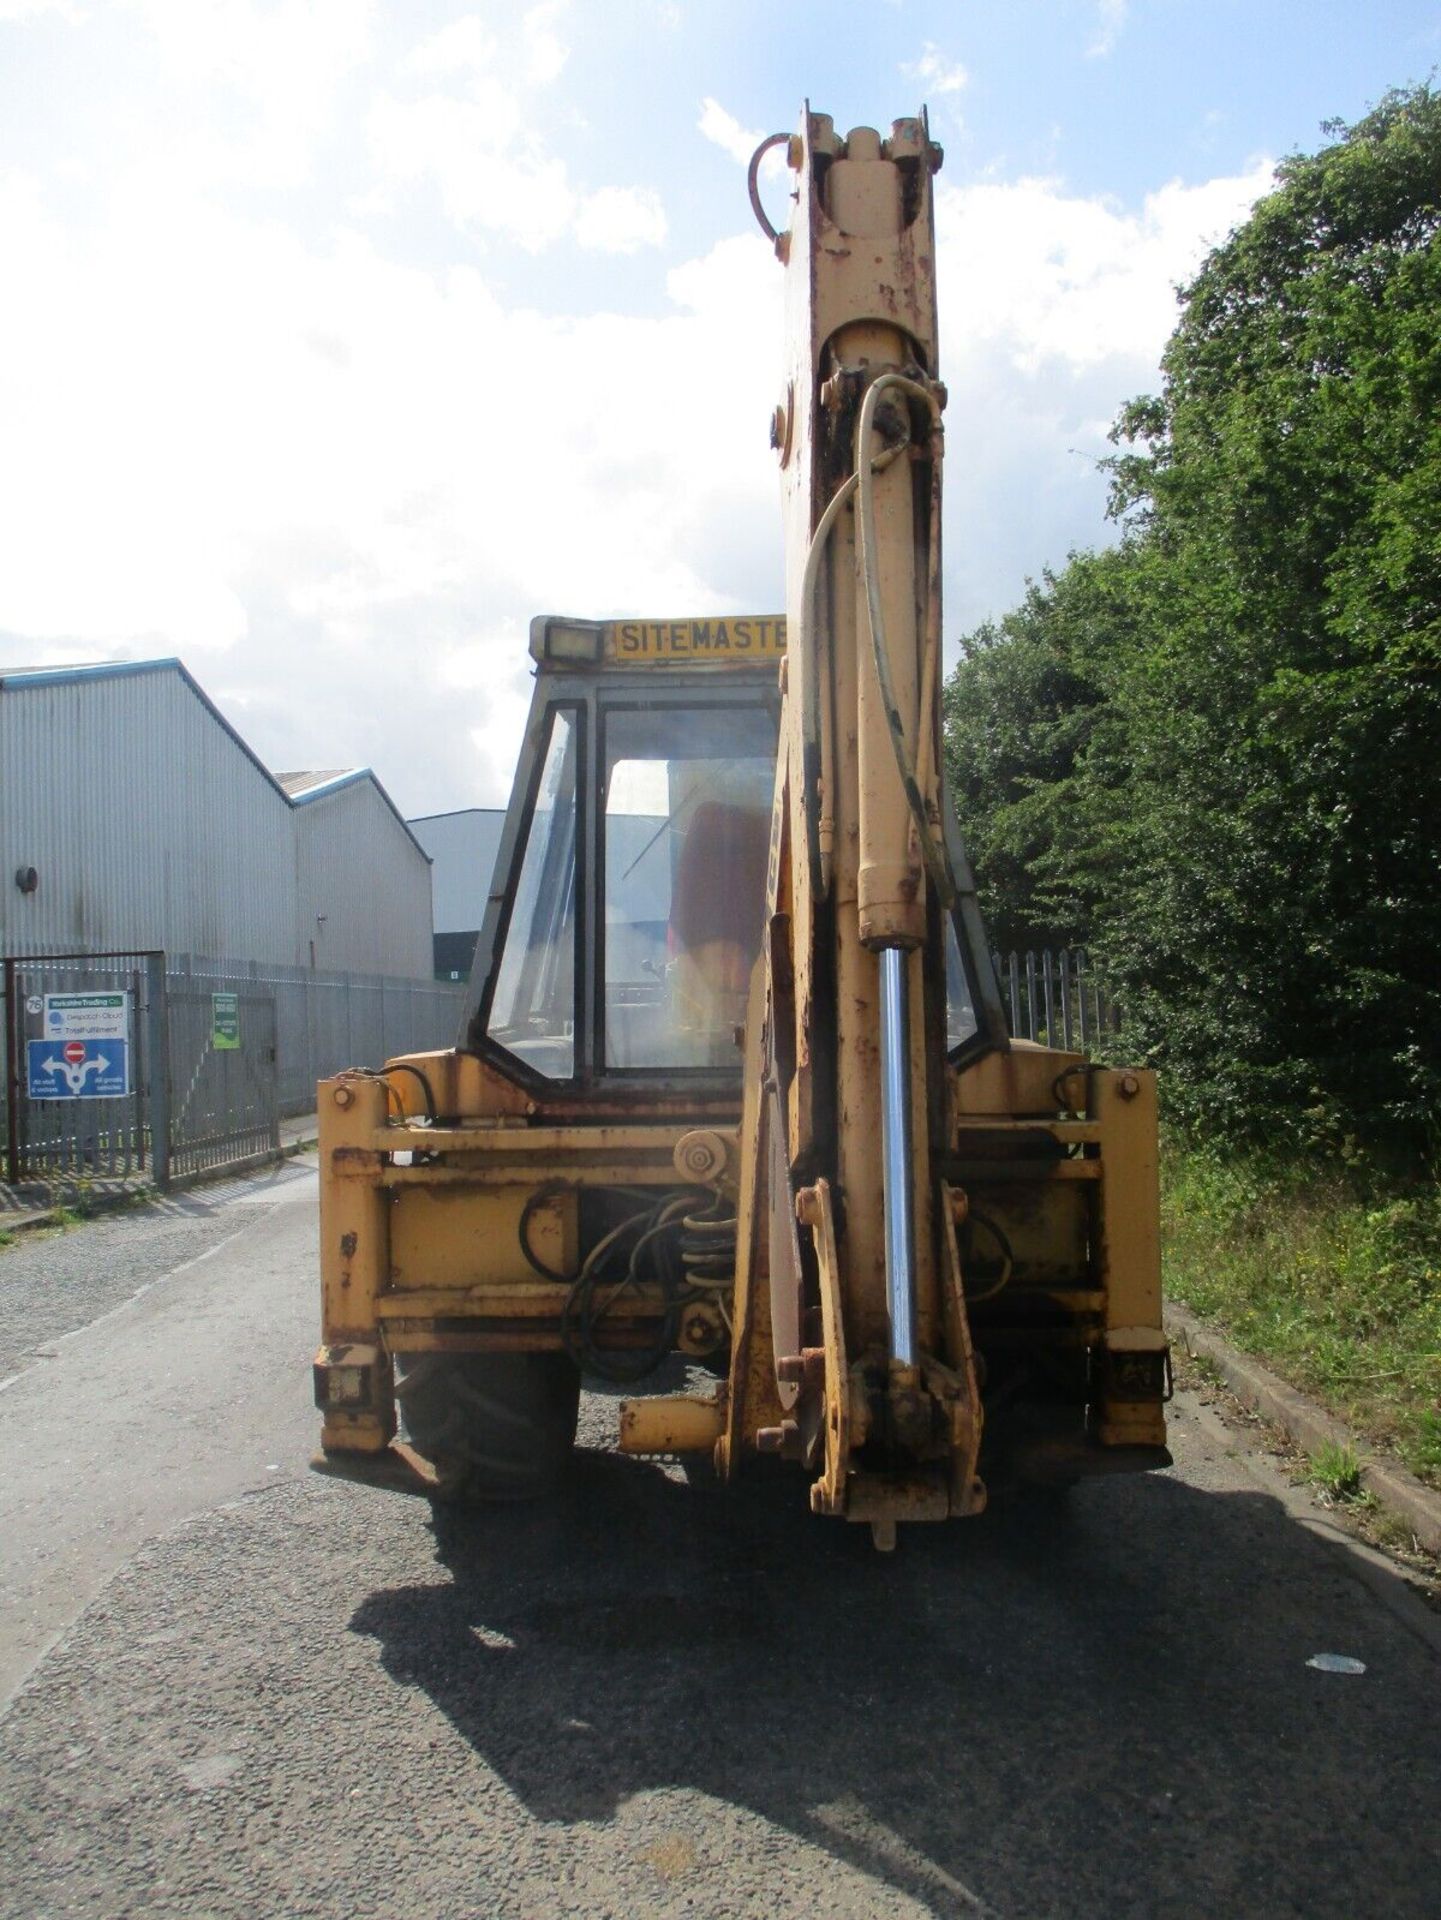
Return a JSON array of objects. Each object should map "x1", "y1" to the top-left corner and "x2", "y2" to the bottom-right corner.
[{"x1": 703, "y1": 111, "x2": 995, "y2": 1540}]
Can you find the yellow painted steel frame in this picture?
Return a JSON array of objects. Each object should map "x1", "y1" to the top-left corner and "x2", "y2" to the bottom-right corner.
[
  {"x1": 314, "y1": 1053, "x2": 736, "y2": 1456},
  {"x1": 313, "y1": 1042, "x2": 1166, "y2": 1478}
]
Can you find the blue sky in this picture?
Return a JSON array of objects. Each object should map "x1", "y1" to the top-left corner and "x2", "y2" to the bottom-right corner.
[{"x1": 1, "y1": 1, "x2": 1436, "y2": 812}]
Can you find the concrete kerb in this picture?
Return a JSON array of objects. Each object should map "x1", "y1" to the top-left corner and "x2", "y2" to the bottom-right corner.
[
  {"x1": 1168, "y1": 1302, "x2": 1441, "y2": 1558},
  {"x1": 0, "y1": 1114, "x2": 319, "y2": 1238}
]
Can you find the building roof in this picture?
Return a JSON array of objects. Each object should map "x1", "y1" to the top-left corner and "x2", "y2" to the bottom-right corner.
[
  {"x1": 0, "y1": 657, "x2": 429, "y2": 861},
  {"x1": 408, "y1": 805, "x2": 505, "y2": 825},
  {"x1": 278, "y1": 769, "x2": 353, "y2": 796}
]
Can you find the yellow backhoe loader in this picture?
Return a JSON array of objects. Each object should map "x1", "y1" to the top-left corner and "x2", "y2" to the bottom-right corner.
[{"x1": 312, "y1": 107, "x2": 1170, "y2": 1548}]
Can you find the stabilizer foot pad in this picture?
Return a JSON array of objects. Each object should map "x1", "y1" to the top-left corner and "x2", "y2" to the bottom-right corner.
[{"x1": 309, "y1": 1442, "x2": 439, "y2": 1498}]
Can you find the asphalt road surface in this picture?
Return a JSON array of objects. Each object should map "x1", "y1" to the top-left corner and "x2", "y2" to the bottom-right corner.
[{"x1": 1, "y1": 1155, "x2": 1438, "y2": 1919}]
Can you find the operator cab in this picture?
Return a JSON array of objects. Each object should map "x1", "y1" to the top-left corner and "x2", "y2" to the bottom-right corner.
[
  {"x1": 465, "y1": 615, "x2": 786, "y2": 1092},
  {"x1": 464, "y1": 612, "x2": 994, "y2": 1095}
]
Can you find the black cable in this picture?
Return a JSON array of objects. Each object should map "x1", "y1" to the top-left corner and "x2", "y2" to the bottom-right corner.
[
  {"x1": 518, "y1": 1182, "x2": 573, "y2": 1284},
  {"x1": 561, "y1": 1190, "x2": 711, "y2": 1382},
  {"x1": 1052, "y1": 1065, "x2": 1089, "y2": 1113},
  {"x1": 747, "y1": 132, "x2": 790, "y2": 243},
  {"x1": 381, "y1": 1061, "x2": 437, "y2": 1123},
  {"x1": 518, "y1": 1183, "x2": 655, "y2": 1286},
  {"x1": 961, "y1": 1209, "x2": 1016, "y2": 1306}
]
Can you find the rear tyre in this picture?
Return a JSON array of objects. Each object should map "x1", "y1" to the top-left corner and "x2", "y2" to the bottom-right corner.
[{"x1": 396, "y1": 1352, "x2": 581, "y2": 1502}]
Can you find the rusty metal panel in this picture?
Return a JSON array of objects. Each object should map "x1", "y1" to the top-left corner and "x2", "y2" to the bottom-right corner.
[{"x1": 388, "y1": 1185, "x2": 570, "y2": 1291}]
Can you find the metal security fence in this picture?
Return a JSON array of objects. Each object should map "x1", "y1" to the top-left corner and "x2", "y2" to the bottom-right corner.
[
  {"x1": 172, "y1": 956, "x2": 466, "y2": 1114},
  {"x1": 2, "y1": 950, "x2": 163, "y2": 1182},
  {"x1": 991, "y1": 947, "x2": 1119, "y2": 1053},
  {"x1": 3, "y1": 950, "x2": 466, "y2": 1188},
  {"x1": 166, "y1": 981, "x2": 279, "y2": 1180}
]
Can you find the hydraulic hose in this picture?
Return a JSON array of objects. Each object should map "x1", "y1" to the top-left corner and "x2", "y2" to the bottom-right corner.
[
  {"x1": 798, "y1": 441, "x2": 907, "y2": 899},
  {"x1": 854, "y1": 371, "x2": 956, "y2": 910}
]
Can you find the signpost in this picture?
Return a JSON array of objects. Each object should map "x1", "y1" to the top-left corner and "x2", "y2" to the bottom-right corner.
[
  {"x1": 211, "y1": 991, "x2": 240, "y2": 1051},
  {"x1": 26, "y1": 991, "x2": 131, "y2": 1099}
]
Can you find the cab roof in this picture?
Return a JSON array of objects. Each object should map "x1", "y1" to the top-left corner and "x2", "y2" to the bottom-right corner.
[{"x1": 529, "y1": 613, "x2": 786, "y2": 670}]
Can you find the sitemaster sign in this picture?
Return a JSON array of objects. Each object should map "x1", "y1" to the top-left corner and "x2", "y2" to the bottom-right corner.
[{"x1": 27, "y1": 992, "x2": 132, "y2": 1099}]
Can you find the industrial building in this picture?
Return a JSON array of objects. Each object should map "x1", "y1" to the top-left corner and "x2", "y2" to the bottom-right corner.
[
  {"x1": 407, "y1": 804, "x2": 698, "y2": 987},
  {"x1": 407, "y1": 807, "x2": 505, "y2": 980},
  {"x1": 0, "y1": 657, "x2": 433, "y2": 977}
]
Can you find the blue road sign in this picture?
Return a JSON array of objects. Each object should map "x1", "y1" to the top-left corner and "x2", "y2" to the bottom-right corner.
[{"x1": 27, "y1": 1038, "x2": 131, "y2": 1100}]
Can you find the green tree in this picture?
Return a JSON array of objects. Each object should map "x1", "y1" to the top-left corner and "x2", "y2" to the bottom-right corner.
[
  {"x1": 943, "y1": 549, "x2": 1131, "y2": 952},
  {"x1": 948, "y1": 87, "x2": 1441, "y2": 1149}
]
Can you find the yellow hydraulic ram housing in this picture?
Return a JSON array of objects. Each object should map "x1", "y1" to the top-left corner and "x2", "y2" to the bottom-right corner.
[{"x1": 313, "y1": 107, "x2": 1170, "y2": 1547}]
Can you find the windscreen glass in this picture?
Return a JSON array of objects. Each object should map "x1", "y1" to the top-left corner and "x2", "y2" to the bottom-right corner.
[
  {"x1": 603, "y1": 704, "x2": 776, "y2": 1070},
  {"x1": 945, "y1": 911, "x2": 980, "y2": 1053},
  {"x1": 486, "y1": 708, "x2": 578, "y2": 1076}
]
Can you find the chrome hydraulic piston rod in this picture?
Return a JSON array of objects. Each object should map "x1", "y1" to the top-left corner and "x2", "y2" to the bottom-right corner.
[{"x1": 878, "y1": 946, "x2": 918, "y2": 1366}]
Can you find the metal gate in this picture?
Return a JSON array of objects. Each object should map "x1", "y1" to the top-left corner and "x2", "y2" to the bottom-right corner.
[
  {"x1": 3, "y1": 951, "x2": 164, "y2": 1184},
  {"x1": 166, "y1": 981, "x2": 279, "y2": 1181},
  {"x1": 4, "y1": 952, "x2": 280, "y2": 1190}
]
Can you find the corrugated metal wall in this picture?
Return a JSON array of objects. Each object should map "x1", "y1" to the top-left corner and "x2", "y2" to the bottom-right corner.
[
  {"x1": 407, "y1": 809, "x2": 504, "y2": 933},
  {"x1": 294, "y1": 780, "x2": 434, "y2": 979},
  {"x1": 0, "y1": 664, "x2": 433, "y2": 979}
]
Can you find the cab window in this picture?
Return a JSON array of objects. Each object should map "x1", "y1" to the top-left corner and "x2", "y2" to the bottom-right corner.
[
  {"x1": 602, "y1": 705, "x2": 775, "y2": 1070},
  {"x1": 486, "y1": 708, "x2": 579, "y2": 1076}
]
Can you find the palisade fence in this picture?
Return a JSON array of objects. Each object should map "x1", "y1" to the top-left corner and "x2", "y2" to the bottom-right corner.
[
  {"x1": 991, "y1": 947, "x2": 1119, "y2": 1054},
  {"x1": 175, "y1": 955, "x2": 467, "y2": 1115},
  {"x1": 2, "y1": 950, "x2": 467, "y2": 1190}
]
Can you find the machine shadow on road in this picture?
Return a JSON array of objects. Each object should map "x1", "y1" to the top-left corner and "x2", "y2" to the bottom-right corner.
[{"x1": 348, "y1": 1442, "x2": 1441, "y2": 1919}]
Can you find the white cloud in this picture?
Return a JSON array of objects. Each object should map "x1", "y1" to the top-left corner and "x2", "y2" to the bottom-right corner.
[
  {"x1": 0, "y1": 167, "x2": 777, "y2": 807},
  {"x1": 403, "y1": 13, "x2": 497, "y2": 81},
  {"x1": 0, "y1": 144, "x2": 1276, "y2": 799},
  {"x1": 368, "y1": 92, "x2": 576, "y2": 248},
  {"x1": 0, "y1": 0, "x2": 80, "y2": 18},
  {"x1": 1087, "y1": 0, "x2": 1127, "y2": 58},
  {"x1": 697, "y1": 97, "x2": 787, "y2": 175},
  {"x1": 523, "y1": 0, "x2": 569, "y2": 85},
  {"x1": 402, "y1": 5, "x2": 566, "y2": 91},
  {"x1": 933, "y1": 160, "x2": 1274, "y2": 629},
  {"x1": 936, "y1": 163, "x2": 1273, "y2": 373},
  {"x1": 370, "y1": 8, "x2": 659, "y2": 257},
  {"x1": 575, "y1": 185, "x2": 667, "y2": 253},
  {"x1": 368, "y1": 91, "x2": 669, "y2": 254},
  {"x1": 0, "y1": 4, "x2": 1278, "y2": 818},
  {"x1": 123, "y1": 0, "x2": 377, "y2": 188},
  {"x1": 698, "y1": 97, "x2": 760, "y2": 167},
  {"x1": 903, "y1": 42, "x2": 969, "y2": 96}
]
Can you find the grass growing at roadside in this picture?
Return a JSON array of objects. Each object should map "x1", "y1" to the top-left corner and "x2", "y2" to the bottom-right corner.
[
  {"x1": 1161, "y1": 1145, "x2": 1441, "y2": 1488},
  {"x1": 1307, "y1": 1440, "x2": 1364, "y2": 1503}
]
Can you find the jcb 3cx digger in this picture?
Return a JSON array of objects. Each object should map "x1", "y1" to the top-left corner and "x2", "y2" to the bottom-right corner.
[{"x1": 313, "y1": 107, "x2": 1170, "y2": 1547}]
